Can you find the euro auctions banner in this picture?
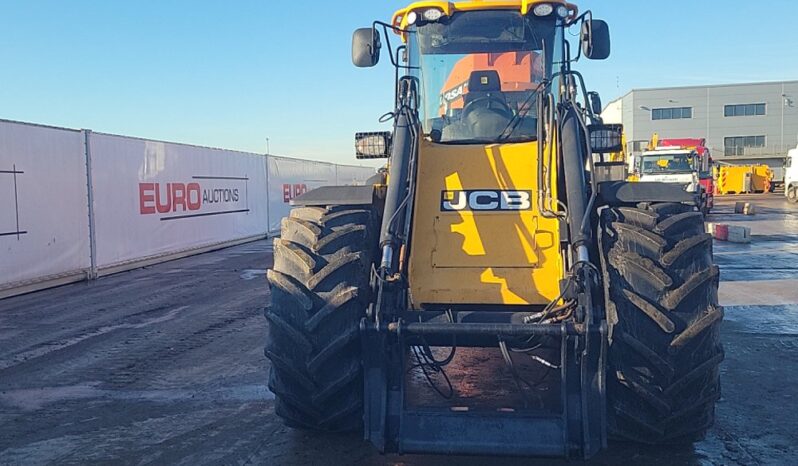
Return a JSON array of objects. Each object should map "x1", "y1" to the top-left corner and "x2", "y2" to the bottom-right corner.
[
  {"x1": 266, "y1": 156, "x2": 336, "y2": 234},
  {"x1": 0, "y1": 121, "x2": 91, "y2": 291},
  {"x1": 89, "y1": 133, "x2": 270, "y2": 270},
  {"x1": 265, "y1": 157, "x2": 375, "y2": 234},
  {"x1": 0, "y1": 118, "x2": 378, "y2": 298}
]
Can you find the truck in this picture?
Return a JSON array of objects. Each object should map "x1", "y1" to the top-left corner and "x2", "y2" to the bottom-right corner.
[
  {"x1": 787, "y1": 145, "x2": 798, "y2": 203},
  {"x1": 637, "y1": 135, "x2": 714, "y2": 213}
]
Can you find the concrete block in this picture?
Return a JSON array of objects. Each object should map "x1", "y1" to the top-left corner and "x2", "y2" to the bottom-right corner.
[
  {"x1": 711, "y1": 223, "x2": 751, "y2": 243},
  {"x1": 734, "y1": 202, "x2": 757, "y2": 215},
  {"x1": 727, "y1": 225, "x2": 752, "y2": 244},
  {"x1": 713, "y1": 224, "x2": 729, "y2": 241}
]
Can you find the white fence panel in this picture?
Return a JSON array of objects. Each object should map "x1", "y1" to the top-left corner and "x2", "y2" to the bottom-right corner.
[
  {"x1": 0, "y1": 121, "x2": 91, "y2": 294},
  {"x1": 1, "y1": 117, "x2": 381, "y2": 298},
  {"x1": 336, "y1": 164, "x2": 377, "y2": 186},
  {"x1": 266, "y1": 157, "x2": 376, "y2": 233},
  {"x1": 266, "y1": 156, "x2": 337, "y2": 233},
  {"x1": 90, "y1": 133, "x2": 269, "y2": 271}
]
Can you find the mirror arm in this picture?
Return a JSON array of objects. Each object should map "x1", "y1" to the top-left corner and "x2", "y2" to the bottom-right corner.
[
  {"x1": 584, "y1": 10, "x2": 594, "y2": 58},
  {"x1": 373, "y1": 21, "x2": 396, "y2": 68},
  {"x1": 372, "y1": 21, "x2": 419, "y2": 71},
  {"x1": 570, "y1": 10, "x2": 592, "y2": 63},
  {"x1": 394, "y1": 45, "x2": 406, "y2": 108}
]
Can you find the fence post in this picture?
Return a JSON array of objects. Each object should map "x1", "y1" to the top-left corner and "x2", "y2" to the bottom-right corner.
[
  {"x1": 82, "y1": 129, "x2": 98, "y2": 280},
  {"x1": 265, "y1": 155, "x2": 272, "y2": 237}
]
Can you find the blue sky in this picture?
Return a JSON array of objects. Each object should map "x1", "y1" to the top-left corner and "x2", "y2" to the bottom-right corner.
[{"x1": 1, "y1": 1, "x2": 797, "y2": 164}]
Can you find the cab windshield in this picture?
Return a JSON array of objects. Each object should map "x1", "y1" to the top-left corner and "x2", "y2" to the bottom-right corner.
[
  {"x1": 641, "y1": 153, "x2": 696, "y2": 175},
  {"x1": 408, "y1": 10, "x2": 559, "y2": 144}
]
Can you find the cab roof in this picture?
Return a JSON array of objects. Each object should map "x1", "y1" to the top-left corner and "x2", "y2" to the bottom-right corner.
[
  {"x1": 392, "y1": 1, "x2": 578, "y2": 33},
  {"x1": 642, "y1": 149, "x2": 694, "y2": 157}
]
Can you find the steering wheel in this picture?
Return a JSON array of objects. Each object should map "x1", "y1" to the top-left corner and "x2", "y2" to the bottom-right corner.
[{"x1": 461, "y1": 95, "x2": 514, "y2": 122}]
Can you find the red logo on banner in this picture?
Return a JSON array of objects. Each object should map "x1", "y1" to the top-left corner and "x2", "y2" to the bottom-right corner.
[
  {"x1": 139, "y1": 183, "x2": 202, "y2": 215},
  {"x1": 283, "y1": 184, "x2": 308, "y2": 203},
  {"x1": 138, "y1": 178, "x2": 246, "y2": 221}
]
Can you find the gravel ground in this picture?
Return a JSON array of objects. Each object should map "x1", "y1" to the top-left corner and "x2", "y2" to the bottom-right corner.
[{"x1": 1, "y1": 195, "x2": 796, "y2": 465}]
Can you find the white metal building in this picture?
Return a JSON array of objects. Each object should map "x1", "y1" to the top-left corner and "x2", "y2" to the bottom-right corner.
[{"x1": 603, "y1": 80, "x2": 798, "y2": 181}]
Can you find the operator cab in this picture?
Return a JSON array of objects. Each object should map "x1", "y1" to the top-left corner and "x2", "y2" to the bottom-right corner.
[{"x1": 409, "y1": 9, "x2": 554, "y2": 144}]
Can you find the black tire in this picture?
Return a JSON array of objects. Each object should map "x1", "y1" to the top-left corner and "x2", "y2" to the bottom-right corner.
[
  {"x1": 265, "y1": 205, "x2": 377, "y2": 431},
  {"x1": 600, "y1": 202, "x2": 724, "y2": 444},
  {"x1": 788, "y1": 186, "x2": 798, "y2": 204}
]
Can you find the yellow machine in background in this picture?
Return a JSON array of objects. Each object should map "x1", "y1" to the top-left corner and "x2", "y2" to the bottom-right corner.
[
  {"x1": 609, "y1": 131, "x2": 627, "y2": 163},
  {"x1": 717, "y1": 164, "x2": 774, "y2": 194}
]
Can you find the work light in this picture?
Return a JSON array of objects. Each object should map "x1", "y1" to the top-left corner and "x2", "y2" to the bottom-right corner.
[
  {"x1": 422, "y1": 8, "x2": 443, "y2": 21},
  {"x1": 533, "y1": 4, "x2": 554, "y2": 16}
]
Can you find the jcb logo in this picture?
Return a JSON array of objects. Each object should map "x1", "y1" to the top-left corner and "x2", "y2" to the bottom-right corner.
[{"x1": 441, "y1": 190, "x2": 533, "y2": 212}]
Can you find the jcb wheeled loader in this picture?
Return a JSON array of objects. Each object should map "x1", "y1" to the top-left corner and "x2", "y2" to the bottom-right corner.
[{"x1": 264, "y1": 1, "x2": 724, "y2": 459}]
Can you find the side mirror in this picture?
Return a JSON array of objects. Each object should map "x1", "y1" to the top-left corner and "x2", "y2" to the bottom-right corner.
[
  {"x1": 587, "y1": 91, "x2": 602, "y2": 116},
  {"x1": 588, "y1": 124, "x2": 623, "y2": 154},
  {"x1": 352, "y1": 28, "x2": 381, "y2": 68},
  {"x1": 355, "y1": 132, "x2": 392, "y2": 159},
  {"x1": 581, "y1": 20, "x2": 611, "y2": 60}
]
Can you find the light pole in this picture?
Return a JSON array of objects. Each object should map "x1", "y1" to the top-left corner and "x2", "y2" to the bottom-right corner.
[
  {"x1": 781, "y1": 85, "x2": 794, "y2": 152},
  {"x1": 266, "y1": 138, "x2": 271, "y2": 155}
]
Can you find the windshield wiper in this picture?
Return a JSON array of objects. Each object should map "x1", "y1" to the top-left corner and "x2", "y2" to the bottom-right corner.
[
  {"x1": 496, "y1": 79, "x2": 549, "y2": 142},
  {"x1": 498, "y1": 33, "x2": 551, "y2": 142},
  {"x1": 440, "y1": 136, "x2": 536, "y2": 145}
]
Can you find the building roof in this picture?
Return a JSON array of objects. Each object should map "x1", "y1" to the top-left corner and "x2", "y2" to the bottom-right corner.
[{"x1": 619, "y1": 79, "x2": 798, "y2": 99}]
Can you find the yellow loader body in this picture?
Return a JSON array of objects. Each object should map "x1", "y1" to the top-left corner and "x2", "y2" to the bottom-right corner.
[{"x1": 408, "y1": 139, "x2": 564, "y2": 307}]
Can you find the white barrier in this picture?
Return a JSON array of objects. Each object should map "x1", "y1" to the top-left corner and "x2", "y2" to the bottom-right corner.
[
  {"x1": 336, "y1": 164, "x2": 378, "y2": 187},
  {"x1": 0, "y1": 118, "x2": 376, "y2": 298},
  {"x1": 266, "y1": 157, "x2": 375, "y2": 233},
  {"x1": 0, "y1": 121, "x2": 91, "y2": 296},
  {"x1": 267, "y1": 156, "x2": 336, "y2": 233},
  {"x1": 89, "y1": 133, "x2": 271, "y2": 273},
  {"x1": 268, "y1": 156, "x2": 376, "y2": 234}
]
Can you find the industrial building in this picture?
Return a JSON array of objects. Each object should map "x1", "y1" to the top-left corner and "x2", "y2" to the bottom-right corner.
[{"x1": 602, "y1": 80, "x2": 798, "y2": 181}]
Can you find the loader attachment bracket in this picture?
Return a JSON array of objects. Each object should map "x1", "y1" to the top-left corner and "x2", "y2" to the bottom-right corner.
[{"x1": 361, "y1": 311, "x2": 607, "y2": 459}]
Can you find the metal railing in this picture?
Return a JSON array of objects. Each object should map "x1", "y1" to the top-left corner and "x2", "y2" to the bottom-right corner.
[{"x1": 721, "y1": 144, "x2": 795, "y2": 158}]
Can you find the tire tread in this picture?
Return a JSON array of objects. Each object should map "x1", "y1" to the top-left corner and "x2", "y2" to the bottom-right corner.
[
  {"x1": 265, "y1": 204, "x2": 376, "y2": 432},
  {"x1": 601, "y1": 203, "x2": 723, "y2": 444}
]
